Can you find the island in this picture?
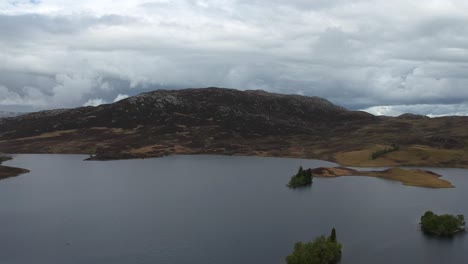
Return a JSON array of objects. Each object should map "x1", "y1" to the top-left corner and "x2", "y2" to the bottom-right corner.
[
  {"x1": 310, "y1": 167, "x2": 454, "y2": 188},
  {"x1": 286, "y1": 228, "x2": 342, "y2": 264},
  {"x1": 287, "y1": 166, "x2": 313, "y2": 188},
  {"x1": 0, "y1": 155, "x2": 30, "y2": 180},
  {"x1": 420, "y1": 211, "x2": 466, "y2": 236}
]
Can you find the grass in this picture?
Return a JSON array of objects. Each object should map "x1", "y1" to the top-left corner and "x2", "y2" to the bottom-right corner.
[
  {"x1": 334, "y1": 145, "x2": 468, "y2": 168},
  {"x1": 367, "y1": 168, "x2": 454, "y2": 188},
  {"x1": 312, "y1": 167, "x2": 454, "y2": 188},
  {"x1": 1, "y1": 117, "x2": 468, "y2": 170},
  {"x1": 0, "y1": 130, "x2": 77, "y2": 142}
]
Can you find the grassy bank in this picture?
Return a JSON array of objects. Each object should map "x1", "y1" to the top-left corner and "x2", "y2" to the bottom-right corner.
[
  {"x1": 311, "y1": 167, "x2": 454, "y2": 188},
  {"x1": 334, "y1": 145, "x2": 468, "y2": 168}
]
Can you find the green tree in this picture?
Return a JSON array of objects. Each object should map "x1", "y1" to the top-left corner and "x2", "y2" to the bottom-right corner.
[
  {"x1": 329, "y1": 228, "x2": 337, "y2": 243},
  {"x1": 286, "y1": 229, "x2": 342, "y2": 264},
  {"x1": 370, "y1": 144, "x2": 400, "y2": 160},
  {"x1": 287, "y1": 166, "x2": 313, "y2": 188},
  {"x1": 420, "y1": 211, "x2": 465, "y2": 236},
  {"x1": 298, "y1": 166, "x2": 304, "y2": 176}
]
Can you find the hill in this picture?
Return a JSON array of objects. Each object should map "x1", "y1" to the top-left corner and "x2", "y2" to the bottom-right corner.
[
  {"x1": 0, "y1": 111, "x2": 23, "y2": 119},
  {"x1": 0, "y1": 87, "x2": 467, "y2": 167}
]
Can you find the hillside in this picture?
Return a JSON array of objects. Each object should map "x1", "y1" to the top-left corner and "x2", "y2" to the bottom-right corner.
[
  {"x1": 0, "y1": 111, "x2": 23, "y2": 118},
  {"x1": 0, "y1": 87, "x2": 467, "y2": 167}
]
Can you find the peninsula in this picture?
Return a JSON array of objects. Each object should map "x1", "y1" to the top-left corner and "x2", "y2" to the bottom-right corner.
[
  {"x1": 0, "y1": 156, "x2": 30, "y2": 180},
  {"x1": 310, "y1": 167, "x2": 454, "y2": 188}
]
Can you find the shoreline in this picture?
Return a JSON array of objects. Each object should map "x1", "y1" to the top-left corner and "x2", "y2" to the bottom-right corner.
[
  {"x1": 0, "y1": 153, "x2": 463, "y2": 188},
  {"x1": 4, "y1": 151, "x2": 468, "y2": 169},
  {"x1": 85, "y1": 153, "x2": 468, "y2": 170},
  {"x1": 0, "y1": 164, "x2": 30, "y2": 180},
  {"x1": 0, "y1": 156, "x2": 30, "y2": 180}
]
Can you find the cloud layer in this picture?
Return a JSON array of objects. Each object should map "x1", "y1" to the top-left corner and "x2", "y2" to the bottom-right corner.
[{"x1": 1, "y1": 0, "x2": 468, "y2": 115}]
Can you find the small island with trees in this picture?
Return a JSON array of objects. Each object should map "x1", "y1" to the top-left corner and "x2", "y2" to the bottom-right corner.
[
  {"x1": 286, "y1": 228, "x2": 342, "y2": 264},
  {"x1": 287, "y1": 166, "x2": 313, "y2": 188},
  {"x1": 420, "y1": 211, "x2": 466, "y2": 236}
]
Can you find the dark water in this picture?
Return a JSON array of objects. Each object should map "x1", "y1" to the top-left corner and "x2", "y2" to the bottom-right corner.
[{"x1": 1, "y1": 154, "x2": 467, "y2": 264}]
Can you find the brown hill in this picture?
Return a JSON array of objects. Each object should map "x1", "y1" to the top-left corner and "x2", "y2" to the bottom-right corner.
[{"x1": 0, "y1": 87, "x2": 467, "y2": 167}]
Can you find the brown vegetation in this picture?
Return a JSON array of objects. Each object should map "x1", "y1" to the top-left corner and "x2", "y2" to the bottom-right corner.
[
  {"x1": 0, "y1": 88, "x2": 467, "y2": 168},
  {"x1": 0, "y1": 156, "x2": 29, "y2": 180},
  {"x1": 0, "y1": 165, "x2": 30, "y2": 180},
  {"x1": 311, "y1": 167, "x2": 454, "y2": 188}
]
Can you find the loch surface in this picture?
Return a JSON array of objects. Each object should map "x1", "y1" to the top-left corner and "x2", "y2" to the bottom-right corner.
[{"x1": 0, "y1": 154, "x2": 467, "y2": 264}]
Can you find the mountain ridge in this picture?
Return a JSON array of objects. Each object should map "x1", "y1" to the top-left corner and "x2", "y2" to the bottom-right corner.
[{"x1": 0, "y1": 87, "x2": 467, "y2": 167}]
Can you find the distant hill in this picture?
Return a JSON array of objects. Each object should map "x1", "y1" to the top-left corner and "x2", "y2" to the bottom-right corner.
[
  {"x1": 0, "y1": 87, "x2": 467, "y2": 167},
  {"x1": 0, "y1": 111, "x2": 23, "y2": 118}
]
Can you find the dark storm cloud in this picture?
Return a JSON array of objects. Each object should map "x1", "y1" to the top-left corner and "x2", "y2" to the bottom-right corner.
[{"x1": 0, "y1": 0, "x2": 468, "y2": 116}]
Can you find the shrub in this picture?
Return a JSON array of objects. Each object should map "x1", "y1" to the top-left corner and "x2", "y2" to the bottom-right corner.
[
  {"x1": 286, "y1": 229, "x2": 342, "y2": 264},
  {"x1": 370, "y1": 144, "x2": 400, "y2": 160},
  {"x1": 420, "y1": 211, "x2": 466, "y2": 236}
]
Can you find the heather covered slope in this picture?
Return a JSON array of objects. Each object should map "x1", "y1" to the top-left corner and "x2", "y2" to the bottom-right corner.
[{"x1": 0, "y1": 87, "x2": 467, "y2": 167}]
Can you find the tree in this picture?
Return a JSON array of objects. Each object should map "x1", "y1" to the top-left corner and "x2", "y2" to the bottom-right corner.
[
  {"x1": 287, "y1": 166, "x2": 313, "y2": 188},
  {"x1": 420, "y1": 211, "x2": 465, "y2": 236},
  {"x1": 329, "y1": 228, "x2": 337, "y2": 243},
  {"x1": 286, "y1": 229, "x2": 342, "y2": 264},
  {"x1": 298, "y1": 166, "x2": 304, "y2": 176}
]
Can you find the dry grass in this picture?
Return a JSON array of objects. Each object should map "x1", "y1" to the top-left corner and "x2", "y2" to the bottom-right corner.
[
  {"x1": 369, "y1": 168, "x2": 454, "y2": 188},
  {"x1": 129, "y1": 144, "x2": 165, "y2": 154},
  {"x1": 312, "y1": 167, "x2": 454, "y2": 188},
  {"x1": 0, "y1": 130, "x2": 77, "y2": 142},
  {"x1": 335, "y1": 145, "x2": 468, "y2": 168}
]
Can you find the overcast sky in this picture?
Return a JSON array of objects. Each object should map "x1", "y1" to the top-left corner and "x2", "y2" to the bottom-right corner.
[{"x1": 1, "y1": 0, "x2": 468, "y2": 116}]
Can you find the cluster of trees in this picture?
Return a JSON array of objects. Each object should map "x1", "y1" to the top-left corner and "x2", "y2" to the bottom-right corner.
[
  {"x1": 370, "y1": 144, "x2": 400, "y2": 160},
  {"x1": 420, "y1": 211, "x2": 466, "y2": 236},
  {"x1": 286, "y1": 228, "x2": 342, "y2": 264},
  {"x1": 287, "y1": 166, "x2": 313, "y2": 188}
]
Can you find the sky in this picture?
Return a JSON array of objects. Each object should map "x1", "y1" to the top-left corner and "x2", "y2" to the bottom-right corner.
[{"x1": 1, "y1": 0, "x2": 468, "y2": 116}]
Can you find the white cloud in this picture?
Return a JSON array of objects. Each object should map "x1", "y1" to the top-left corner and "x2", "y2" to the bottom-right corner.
[
  {"x1": 0, "y1": 86, "x2": 22, "y2": 105},
  {"x1": 362, "y1": 104, "x2": 468, "y2": 117},
  {"x1": 0, "y1": 85, "x2": 48, "y2": 107},
  {"x1": 113, "y1": 93, "x2": 129, "y2": 102},
  {"x1": 83, "y1": 98, "x2": 107, "y2": 107},
  {"x1": 0, "y1": 0, "x2": 468, "y2": 116}
]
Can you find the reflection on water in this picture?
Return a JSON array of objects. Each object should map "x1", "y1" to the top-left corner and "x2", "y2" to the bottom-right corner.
[{"x1": 0, "y1": 154, "x2": 467, "y2": 264}]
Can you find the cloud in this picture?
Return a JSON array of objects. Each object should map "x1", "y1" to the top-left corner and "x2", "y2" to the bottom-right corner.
[
  {"x1": 362, "y1": 103, "x2": 468, "y2": 117},
  {"x1": 113, "y1": 93, "x2": 129, "y2": 102},
  {"x1": 0, "y1": 0, "x2": 467, "y2": 116},
  {"x1": 83, "y1": 98, "x2": 107, "y2": 106}
]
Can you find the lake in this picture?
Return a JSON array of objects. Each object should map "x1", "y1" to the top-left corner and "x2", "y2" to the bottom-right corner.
[{"x1": 0, "y1": 154, "x2": 467, "y2": 264}]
